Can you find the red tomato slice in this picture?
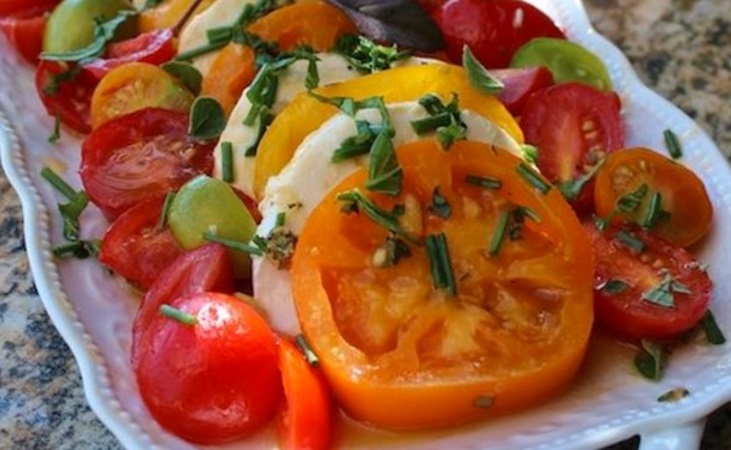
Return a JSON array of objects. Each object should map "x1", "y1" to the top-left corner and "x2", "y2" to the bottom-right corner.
[
  {"x1": 491, "y1": 66, "x2": 554, "y2": 115},
  {"x1": 35, "y1": 60, "x2": 97, "y2": 134},
  {"x1": 132, "y1": 242, "x2": 234, "y2": 364},
  {"x1": 0, "y1": 0, "x2": 58, "y2": 17},
  {"x1": 80, "y1": 108, "x2": 214, "y2": 220},
  {"x1": 0, "y1": 14, "x2": 46, "y2": 63},
  {"x1": 584, "y1": 223, "x2": 712, "y2": 341},
  {"x1": 278, "y1": 338, "x2": 332, "y2": 450},
  {"x1": 135, "y1": 292, "x2": 282, "y2": 444},
  {"x1": 435, "y1": 0, "x2": 566, "y2": 68},
  {"x1": 82, "y1": 29, "x2": 176, "y2": 80},
  {"x1": 99, "y1": 196, "x2": 183, "y2": 290},
  {"x1": 520, "y1": 82, "x2": 624, "y2": 212}
]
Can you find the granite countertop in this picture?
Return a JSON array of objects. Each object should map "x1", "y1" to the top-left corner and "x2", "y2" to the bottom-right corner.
[{"x1": 0, "y1": 1, "x2": 729, "y2": 449}]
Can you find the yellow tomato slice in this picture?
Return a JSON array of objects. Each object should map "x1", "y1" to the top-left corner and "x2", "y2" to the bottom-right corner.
[
  {"x1": 253, "y1": 64, "x2": 524, "y2": 199},
  {"x1": 291, "y1": 140, "x2": 593, "y2": 429}
]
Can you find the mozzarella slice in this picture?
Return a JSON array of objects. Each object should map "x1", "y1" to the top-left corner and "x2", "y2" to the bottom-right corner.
[{"x1": 253, "y1": 101, "x2": 522, "y2": 335}]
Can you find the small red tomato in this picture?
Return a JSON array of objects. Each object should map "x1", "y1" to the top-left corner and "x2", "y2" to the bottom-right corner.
[
  {"x1": 0, "y1": 14, "x2": 47, "y2": 63},
  {"x1": 35, "y1": 60, "x2": 97, "y2": 134},
  {"x1": 585, "y1": 223, "x2": 712, "y2": 341},
  {"x1": 135, "y1": 292, "x2": 282, "y2": 444},
  {"x1": 82, "y1": 29, "x2": 176, "y2": 80}
]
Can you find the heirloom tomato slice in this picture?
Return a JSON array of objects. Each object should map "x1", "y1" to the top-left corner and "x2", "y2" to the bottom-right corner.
[
  {"x1": 82, "y1": 29, "x2": 176, "y2": 80},
  {"x1": 593, "y1": 147, "x2": 713, "y2": 248},
  {"x1": 291, "y1": 140, "x2": 594, "y2": 429},
  {"x1": 584, "y1": 223, "x2": 711, "y2": 341},
  {"x1": 80, "y1": 108, "x2": 214, "y2": 220}
]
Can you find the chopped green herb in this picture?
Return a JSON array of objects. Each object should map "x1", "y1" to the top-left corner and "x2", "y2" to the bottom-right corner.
[
  {"x1": 40, "y1": 167, "x2": 77, "y2": 199},
  {"x1": 159, "y1": 304, "x2": 198, "y2": 326},
  {"x1": 52, "y1": 239, "x2": 100, "y2": 259},
  {"x1": 557, "y1": 158, "x2": 605, "y2": 201},
  {"x1": 642, "y1": 272, "x2": 692, "y2": 308},
  {"x1": 437, "y1": 122, "x2": 467, "y2": 149},
  {"x1": 426, "y1": 233, "x2": 457, "y2": 296},
  {"x1": 701, "y1": 310, "x2": 726, "y2": 345},
  {"x1": 221, "y1": 141, "x2": 235, "y2": 182},
  {"x1": 245, "y1": 110, "x2": 273, "y2": 157},
  {"x1": 331, "y1": 123, "x2": 378, "y2": 162},
  {"x1": 521, "y1": 144, "x2": 538, "y2": 165},
  {"x1": 663, "y1": 129, "x2": 683, "y2": 159},
  {"x1": 157, "y1": 191, "x2": 176, "y2": 231},
  {"x1": 429, "y1": 187, "x2": 451, "y2": 219},
  {"x1": 202, "y1": 231, "x2": 264, "y2": 256},
  {"x1": 465, "y1": 174, "x2": 502, "y2": 190},
  {"x1": 366, "y1": 132, "x2": 403, "y2": 196},
  {"x1": 634, "y1": 339, "x2": 665, "y2": 381},
  {"x1": 189, "y1": 97, "x2": 227, "y2": 140},
  {"x1": 275, "y1": 211, "x2": 286, "y2": 227},
  {"x1": 372, "y1": 235, "x2": 411, "y2": 268},
  {"x1": 411, "y1": 112, "x2": 453, "y2": 135},
  {"x1": 48, "y1": 114, "x2": 61, "y2": 144},
  {"x1": 462, "y1": 45, "x2": 504, "y2": 95},
  {"x1": 336, "y1": 190, "x2": 416, "y2": 243},
  {"x1": 601, "y1": 279, "x2": 628, "y2": 295},
  {"x1": 642, "y1": 191, "x2": 668, "y2": 229},
  {"x1": 412, "y1": 94, "x2": 466, "y2": 149},
  {"x1": 295, "y1": 334, "x2": 320, "y2": 366},
  {"x1": 488, "y1": 211, "x2": 511, "y2": 256},
  {"x1": 617, "y1": 184, "x2": 648, "y2": 214},
  {"x1": 657, "y1": 387, "x2": 689, "y2": 403},
  {"x1": 516, "y1": 162, "x2": 551, "y2": 194},
  {"x1": 175, "y1": 41, "x2": 229, "y2": 61},
  {"x1": 615, "y1": 230, "x2": 645, "y2": 253},
  {"x1": 162, "y1": 61, "x2": 202, "y2": 95},
  {"x1": 335, "y1": 34, "x2": 411, "y2": 74},
  {"x1": 206, "y1": 25, "x2": 234, "y2": 45},
  {"x1": 58, "y1": 191, "x2": 88, "y2": 240}
]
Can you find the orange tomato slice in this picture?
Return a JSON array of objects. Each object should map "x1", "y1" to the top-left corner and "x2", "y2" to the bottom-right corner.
[
  {"x1": 201, "y1": 42, "x2": 257, "y2": 117},
  {"x1": 291, "y1": 140, "x2": 593, "y2": 429},
  {"x1": 593, "y1": 147, "x2": 713, "y2": 247}
]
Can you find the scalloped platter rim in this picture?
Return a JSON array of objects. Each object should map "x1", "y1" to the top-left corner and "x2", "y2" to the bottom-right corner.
[{"x1": 2, "y1": 1, "x2": 731, "y2": 449}]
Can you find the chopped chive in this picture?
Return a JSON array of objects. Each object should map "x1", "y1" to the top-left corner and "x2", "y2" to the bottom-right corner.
[
  {"x1": 156, "y1": 191, "x2": 176, "y2": 231},
  {"x1": 617, "y1": 184, "x2": 648, "y2": 214},
  {"x1": 52, "y1": 240, "x2": 99, "y2": 259},
  {"x1": 615, "y1": 230, "x2": 646, "y2": 252},
  {"x1": 521, "y1": 144, "x2": 538, "y2": 165},
  {"x1": 701, "y1": 310, "x2": 726, "y2": 345},
  {"x1": 642, "y1": 273, "x2": 691, "y2": 308},
  {"x1": 336, "y1": 190, "x2": 417, "y2": 243},
  {"x1": 437, "y1": 122, "x2": 467, "y2": 149},
  {"x1": 275, "y1": 211, "x2": 286, "y2": 227},
  {"x1": 203, "y1": 231, "x2": 264, "y2": 256},
  {"x1": 366, "y1": 132, "x2": 403, "y2": 196},
  {"x1": 48, "y1": 114, "x2": 61, "y2": 143},
  {"x1": 221, "y1": 141, "x2": 234, "y2": 182},
  {"x1": 557, "y1": 158, "x2": 605, "y2": 201},
  {"x1": 516, "y1": 206, "x2": 541, "y2": 223},
  {"x1": 516, "y1": 163, "x2": 551, "y2": 194},
  {"x1": 642, "y1": 192, "x2": 664, "y2": 229},
  {"x1": 601, "y1": 279, "x2": 628, "y2": 295},
  {"x1": 411, "y1": 112, "x2": 452, "y2": 135},
  {"x1": 465, "y1": 174, "x2": 502, "y2": 190},
  {"x1": 175, "y1": 41, "x2": 228, "y2": 61},
  {"x1": 426, "y1": 233, "x2": 457, "y2": 296},
  {"x1": 488, "y1": 211, "x2": 511, "y2": 256},
  {"x1": 294, "y1": 334, "x2": 320, "y2": 366},
  {"x1": 159, "y1": 304, "x2": 198, "y2": 326},
  {"x1": 429, "y1": 187, "x2": 451, "y2": 219},
  {"x1": 244, "y1": 110, "x2": 273, "y2": 157},
  {"x1": 663, "y1": 129, "x2": 683, "y2": 159},
  {"x1": 657, "y1": 387, "x2": 689, "y2": 403},
  {"x1": 206, "y1": 26, "x2": 233, "y2": 45},
  {"x1": 634, "y1": 339, "x2": 665, "y2": 381},
  {"x1": 40, "y1": 167, "x2": 77, "y2": 199}
]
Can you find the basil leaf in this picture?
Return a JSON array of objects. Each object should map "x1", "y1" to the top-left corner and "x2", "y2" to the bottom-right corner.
[
  {"x1": 366, "y1": 132, "x2": 402, "y2": 196},
  {"x1": 326, "y1": 0, "x2": 443, "y2": 51},
  {"x1": 162, "y1": 61, "x2": 203, "y2": 95},
  {"x1": 462, "y1": 46, "x2": 504, "y2": 95},
  {"x1": 634, "y1": 339, "x2": 665, "y2": 381},
  {"x1": 188, "y1": 97, "x2": 227, "y2": 140},
  {"x1": 702, "y1": 310, "x2": 726, "y2": 345}
]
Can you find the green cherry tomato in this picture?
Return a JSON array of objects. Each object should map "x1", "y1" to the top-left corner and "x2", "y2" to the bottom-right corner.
[
  {"x1": 43, "y1": 0, "x2": 136, "y2": 54},
  {"x1": 510, "y1": 37, "x2": 613, "y2": 91},
  {"x1": 168, "y1": 175, "x2": 258, "y2": 278}
]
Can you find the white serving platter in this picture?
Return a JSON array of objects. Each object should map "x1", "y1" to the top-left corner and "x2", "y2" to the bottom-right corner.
[{"x1": 2, "y1": 1, "x2": 731, "y2": 449}]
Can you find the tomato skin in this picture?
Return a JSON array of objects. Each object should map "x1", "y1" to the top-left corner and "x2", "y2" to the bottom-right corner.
[
  {"x1": 99, "y1": 196, "x2": 183, "y2": 290},
  {"x1": 82, "y1": 29, "x2": 176, "y2": 80},
  {"x1": 593, "y1": 147, "x2": 713, "y2": 248},
  {"x1": 520, "y1": 82, "x2": 624, "y2": 212},
  {"x1": 35, "y1": 60, "x2": 96, "y2": 134},
  {"x1": 436, "y1": 0, "x2": 566, "y2": 68},
  {"x1": 584, "y1": 223, "x2": 711, "y2": 341},
  {"x1": 491, "y1": 66, "x2": 554, "y2": 115},
  {"x1": 134, "y1": 292, "x2": 282, "y2": 444},
  {"x1": 0, "y1": 14, "x2": 47, "y2": 63},
  {"x1": 80, "y1": 108, "x2": 214, "y2": 220},
  {"x1": 132, "y1": 243, "x2": 234, "y2": 366},
  {"x1": 278, "y1": 338, "x2": 332, "y2": 450},
  {"x1": 0, "y1": 0, "x2": 58, "y2": 17}
]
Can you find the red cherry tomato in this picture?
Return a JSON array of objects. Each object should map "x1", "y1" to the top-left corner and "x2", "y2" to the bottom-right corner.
[
  {"x1": 35, "y1": 60, "x2": 97, "y2": 134},
  {"x1": 491, "y1": 66, "x2": 554, "y2": 115},
  {"x1": 82, "y1": 29, "x2": 176, "y2": 80},
  {"x1": 80, "y1": 108, "x2": 214, "y2": 220},
  {"x1": 520, "y1": 82, "x2": 624, "y2": 212},
  {"x1": 135, "y1": 292, "x2": 282, "y2": 444},
  {"x1": 0, "y1": 0, "x2": 58, "y2": 17},
  {"x1": 584, "y1": 223, "x2": 712, "y2": 341},
  {"x1": 0, "y1": 14, "x2": 47, "y2": 63},
  {"x1": 435, "y1": 0, "x2": 565, "y2": 68},
  {"x1": 99, "y1": 196, "x2": 183, "y2": 291},
  {"x1": 278, "y1": 338, "x2": 332, "y2": 450},
  {"x1": 132, "y1": 242, "x2": 234, "y2": 366}
]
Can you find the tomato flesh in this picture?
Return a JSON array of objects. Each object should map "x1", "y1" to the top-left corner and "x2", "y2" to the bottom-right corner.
[
  {"x1": 436, "y1": 0, "x2": 566, "y2": 68},
  {"x1": 80, "y1": 108, "x2": 214, "y2": 220},
  {"x1": 35, "y1": 60, "x2": 97, "y2": 134},
  {"x1": 0, "y1": 0, "x2": 58, "y2": 17},
  {"x1": 134, "y1": 292, "x2": 281, "y2": 444},
  {"x1": 0, "y1": 13, "x2": 47, "y2": 63},
  {"x1": 491, "y1": 66, "x2": 554, "y2": 115},
  {"x1": 584, "y1": 223, "x2": 711, "y2": 341},
  {"x1": 520, "y1": 82, "x2": 624, "y2": 212},
  {"x1": 82, "y1": 29, "x2": 176, "y2": 80}
]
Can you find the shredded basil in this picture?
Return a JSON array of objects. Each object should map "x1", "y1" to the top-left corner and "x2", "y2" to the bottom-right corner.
[
  {"x1": 426, "y1": 233, "x2": 457, "y2": 296},
  {"x1": 462, "y1": 45, "x2": 504, "y2": 95},
  {"x1": 162, "y1": 61, "x2": 202, "y2": 95},
  {"x1": 335, "y1": 34, "x2": 411, "y2": 74},
  {"x1": 189, "y1": 97, "x2": 227, "y2": 140},
  {"x1": 634, "y1": 339, "x2": 665, "y2": 381}
]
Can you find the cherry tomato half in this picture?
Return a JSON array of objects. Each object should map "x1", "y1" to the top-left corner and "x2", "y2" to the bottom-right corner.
[
  {"x1": 80, "y1": 108, "x2": 214, "y2": 220},
  {"x1": 135, "y1": 292, "x2": 281, "y2": 444},
  {"x1": 35, "y1": 60, "x2": 97, "y2": 134},
  {"x1": 584, "y1": 223, "x2": 711, "y2": 341},
  {"x1": 99, "y1": 195, "x2": 183, "y2": 291},
  {"x1": 520, "y1": 82, "x2": 625, "y2": 212},
  {"x1": 594, "y1": 147, "x2": 713, "y2": 248},
  {"x1": 0, "y1": 0, "x2": 58, "y2": 17},
  {"x1": 491, "y1": 66, "x2": 554, "y2": 116},
  {"x1": 435, "y1": 0, "x2": 566, "y2": 68},
  {"x1": 0, "y1": 13, "x2": 47, "y2": 63},
  {"x1": 82, "y1": 29, "x2": 176, "y2": 80}
]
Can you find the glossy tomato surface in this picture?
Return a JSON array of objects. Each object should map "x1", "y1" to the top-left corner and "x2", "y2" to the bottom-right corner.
[
  {"x1": 0, "y1": 0, "x2": 58, "y2": 17},
  {"x1": 99, "y1": 196, "x2": 182, "y2": 290},
  {"x1": 436, "y1": 0, "x2": 565, "y2": 68},
  {"x1": 520, "y1": 82, "x2": 624, "y2": 212},
  {"x1": 82, "y1": 29, "x2": 176, "y2": 80},
  {"x1": 134, "y1": 292, "x2": 281, "y2": 444},
  {"x1": 584, "y1": 223, "x2": 711, "y2": 341},
  {"x1": 0, "y1": 13, "x2": 46, "y2": 62},
  {"x1": 491, "y1": 66, "x2": 554, "y2": 115},
  {"x1": 35, "y1": 60, "x2": 97, "y2": 134},
  {"x1": 80, "y1": 108, "x2": 214, "y2": 219}
]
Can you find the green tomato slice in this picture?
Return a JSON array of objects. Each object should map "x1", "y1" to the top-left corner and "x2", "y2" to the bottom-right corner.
[{"x1": 510, "y1": 37, "x2": 613, "y2": 91}]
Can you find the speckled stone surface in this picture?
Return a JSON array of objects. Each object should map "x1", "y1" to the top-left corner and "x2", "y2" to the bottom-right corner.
[{"x1": 0, "y1": 1, "x2": 729, "y2": 449}]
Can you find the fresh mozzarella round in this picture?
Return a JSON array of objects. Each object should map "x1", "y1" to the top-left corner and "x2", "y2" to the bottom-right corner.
[
  {"x1": 253, "y1": 101, "x2": 523, "y2": 335},
  {"x1": 177, "y1": 0, "x2": 253, "y2": 74},
  {"x1": 212, "y1": 53, "x2": 440, "y2": 198}
]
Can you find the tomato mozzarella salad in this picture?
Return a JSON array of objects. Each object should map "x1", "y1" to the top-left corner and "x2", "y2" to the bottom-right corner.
[{"x1": 2, "y1": 0, "x2": 724, "y2": 447}]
